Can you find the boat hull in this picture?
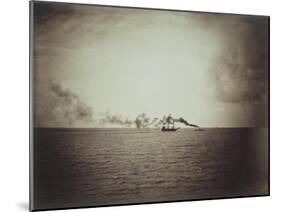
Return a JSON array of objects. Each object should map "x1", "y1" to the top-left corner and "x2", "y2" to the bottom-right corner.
[{"x1": 161, "y1": 128, "x2": 179, "y2": 132}]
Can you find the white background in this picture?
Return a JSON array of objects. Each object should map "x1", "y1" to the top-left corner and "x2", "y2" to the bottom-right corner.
[{"x1": 0, "y1": 0, "x2": 279, "y2": 211}]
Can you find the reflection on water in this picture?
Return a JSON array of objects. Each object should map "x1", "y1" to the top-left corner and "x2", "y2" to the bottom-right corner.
[{"x1": 33, "y1": 128, "x2": 268, "y2": 210}]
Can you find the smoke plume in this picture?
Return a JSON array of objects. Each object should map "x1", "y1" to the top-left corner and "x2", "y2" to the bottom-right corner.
[
  {"x1": 160, "y1": 115, "x2": 199, "y2": 128},
  {"x1": 134, "y1": 113, "x2": 160, "y2": 128},
  {"x1": 100, "y1": 112, "x2": 133, "y2": 127},
  {"x1": 100, "y1": 112, "x2": 162, "y2": 128},
  {"x1": 50, "y1": 82, "x2": 93, "y2": 126},
  {"x1": 175, "y1": 117, "x2": 199, "y2": 128}
]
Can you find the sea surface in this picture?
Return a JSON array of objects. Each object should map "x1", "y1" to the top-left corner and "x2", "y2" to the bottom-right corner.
[{"x1": 33, "y1": 128, "x2": 268, "y2": 210}]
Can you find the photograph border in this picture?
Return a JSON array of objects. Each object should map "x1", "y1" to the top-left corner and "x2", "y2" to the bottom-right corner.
[{"x1": 29, "y1": 1, "x2": 270, "y2": 211}]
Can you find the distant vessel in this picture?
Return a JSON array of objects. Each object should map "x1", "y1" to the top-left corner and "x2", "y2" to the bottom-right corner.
[
  {"x1": 160, "y1": 115, "x2": 200, "y2": 132},
  {"x1": 161, "y1": 120, "x2": 179, "y2": 132}
]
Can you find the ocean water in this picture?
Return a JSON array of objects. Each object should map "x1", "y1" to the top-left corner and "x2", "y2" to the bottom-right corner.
[{"x1": 33, "y1": 128, "x2": 268, "y2": 210}]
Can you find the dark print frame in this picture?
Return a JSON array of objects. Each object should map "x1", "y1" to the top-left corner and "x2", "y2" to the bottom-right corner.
[{"x1": 30, "y1": 1, "x2": 270, "y2": 211}]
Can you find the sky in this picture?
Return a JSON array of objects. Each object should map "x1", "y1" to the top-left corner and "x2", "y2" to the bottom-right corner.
[{"x1": 32, "y1": 2, "x2": 269, "y2": 128}]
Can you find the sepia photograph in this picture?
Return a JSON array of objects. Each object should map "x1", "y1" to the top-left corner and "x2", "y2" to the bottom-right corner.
[{"x1": 30, "y1": 1, "x2": 269, "y2": 211}]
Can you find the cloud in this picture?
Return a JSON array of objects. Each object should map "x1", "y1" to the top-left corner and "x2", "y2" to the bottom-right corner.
[
  {"x1": 32, "y1": 2, "x2": 269, "y2": 127},
  {"x1": 211, "y1": 17, "x2": 268, "y2": 105},
  {"x1": 34, "y1": 82, "x2": 93, "y2": 127}
]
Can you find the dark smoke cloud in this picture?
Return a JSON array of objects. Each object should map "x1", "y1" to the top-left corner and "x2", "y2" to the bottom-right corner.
[
  {"x1": 134, "y1": 114, "x2": 199, "y2": 129},
  {"x1": 49, "y1": 82, "x2": 93, "y2": 127},
  {"x1": 134, "y1": 113, "x2": 160, "y2": 128},
  {"x1": 175, "y1": 117, "x2": 199, "y2": 128},
  {"x1": 99, "y1": 112, "x2": 160, "y2": 128},
  {"x1": 160, "y1": 115, "x2": 199, "y2": 128},
  {"x1": 100, "y1": 112, "x2": 133, "y2": 127}
]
